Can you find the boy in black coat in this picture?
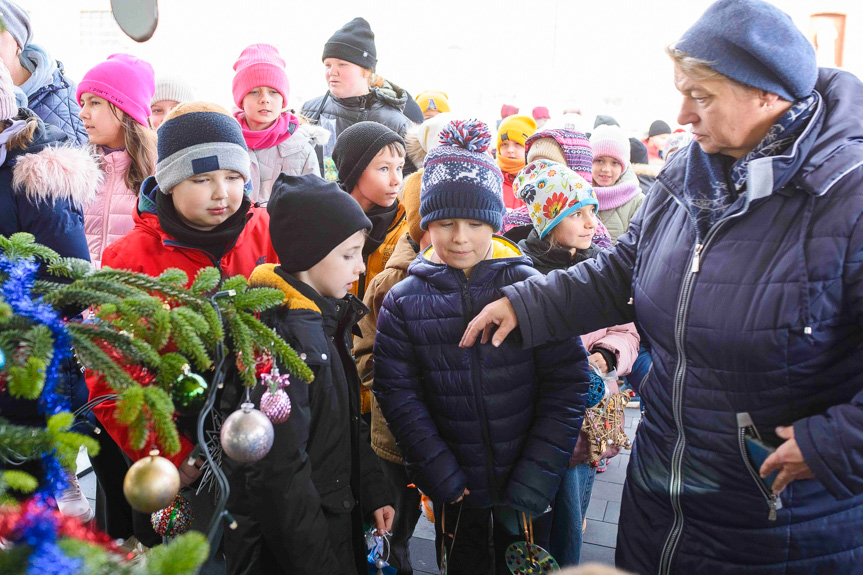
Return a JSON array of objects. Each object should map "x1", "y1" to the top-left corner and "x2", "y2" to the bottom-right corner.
[{"x1": 223, "y1": 173, "x2": 394, "y2": 575}]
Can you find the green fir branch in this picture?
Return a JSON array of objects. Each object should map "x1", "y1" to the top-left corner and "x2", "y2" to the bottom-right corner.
[
  {"x1": 70, "y1": 335, "x2": 139, "y2": 391},
  {"x1": 234, "y1": 287, "x2": 284, "y2": 313},
  {"x1": 189, "y1": 267, "x2": 220, "y2": 295},
  {"x1": 115, "y1": 386, "x2": 144, "y2": 425},
  {"x1": 2, "y1": 470, "x2": 39, "y2": 494},
  {"x1": 220, "y1": 274, "x2": 248, "y2": 295},
  {"x1": 168, "y1": 309, "x2": 211, "y2": 371},
  {"x1": 136, "y1": 531, "x2": 209, "y2": 575},
  {"x1": 157, "y1": 268, "x2": 189, "y2": 287},
  {"x1": 143, "y1": 386, "x2": 181, "y2": 455},
  {"x1": 7, "y1": 356, "x2": 47, "y2": 399},
  {"x1": 155, "y1": 352, "x2": 189, "y2": 390},
  {"x1": 238, "y1": 311, "x2": 314, "y2": 383}
]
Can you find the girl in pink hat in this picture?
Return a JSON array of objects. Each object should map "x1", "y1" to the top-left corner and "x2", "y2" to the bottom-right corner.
[
  {"x1": 77, "y1": 53, "x2": 156, "y2": 268},
  {"x1": 232, "y1": 43, "x2": 325, "y2": 203}
]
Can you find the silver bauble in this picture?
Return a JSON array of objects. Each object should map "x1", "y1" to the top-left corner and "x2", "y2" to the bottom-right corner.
[
  {"x1": 123, "y1": 450, "x2": 181, "y2": 513},
  {"x1": 220, "y1": 402, "x2": 274, "y2": 463}
]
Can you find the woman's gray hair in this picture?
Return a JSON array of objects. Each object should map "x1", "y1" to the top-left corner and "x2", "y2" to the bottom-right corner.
[{"x1": 666, "y1": 45, "x2": 759, "y2": 93}]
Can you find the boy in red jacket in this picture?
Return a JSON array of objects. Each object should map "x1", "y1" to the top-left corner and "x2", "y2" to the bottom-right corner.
[{"x1": 88, "y1": 101, "x2": 278, "y2": 480}]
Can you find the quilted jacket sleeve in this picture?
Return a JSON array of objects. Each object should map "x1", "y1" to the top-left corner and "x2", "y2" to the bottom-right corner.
[
  {"x1": 589, "y1": 322, "x2": 641, "y2": 377},
  {"x1": 373, "y1": 290, "x2": 468, "y2": 504},
  {"x1": 505, "y1": 333, "x2": 590, "y2": 515},
  {"x1": 502, "y1": 205, "x2": 642, "y2": 348},
  {"x1": 29, "y1": 66, "x2": 88, "y2": 146},
  {"x1": 795, "y1": 211, "x2": 863, "y2": 500},
  {"x1": 356, "y1": 268, "x2": 406, "y2": 391}
]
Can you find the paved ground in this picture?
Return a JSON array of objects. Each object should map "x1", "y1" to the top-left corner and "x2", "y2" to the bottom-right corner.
[{"x1": 77, "y1": 406, "x2": 640, "y2": 573}]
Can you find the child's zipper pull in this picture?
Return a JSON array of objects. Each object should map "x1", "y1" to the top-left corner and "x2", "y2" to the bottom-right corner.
[
  {"x1": 691, "y1": 243, "x2": 703, "y2": 273},
  {"x1": 768, "y1": 495, "x2": 777, "y2": 521}
]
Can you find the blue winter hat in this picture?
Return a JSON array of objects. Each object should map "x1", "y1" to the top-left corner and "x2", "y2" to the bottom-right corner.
[
  {"x1": 420, "y1": 120, "x2": 505, "y2": 232},
  {"x1": 676, "y1": 0, "x2": 817, "y2": 102}
]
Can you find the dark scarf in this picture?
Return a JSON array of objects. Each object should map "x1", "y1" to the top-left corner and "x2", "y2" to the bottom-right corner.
[
  {"x1": 155, "y1": 192, "x2": 252, "y2": 261},
  {"x1": 683, "y1": 93, "x2": 817, "y2": 239},
  {"x1": 518, "y1": 228, "x2": 598, "y2": 275},
  {"x1": 362, "y1": 200, "x2": 401, "y2": 259}
]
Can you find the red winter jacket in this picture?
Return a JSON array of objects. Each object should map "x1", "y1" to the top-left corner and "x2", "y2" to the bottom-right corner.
[
  {"x1": 502, "y1": 172, "x2": 525, "y2": 209},
  {"x1": 86, "y1": 189, "x2": 278, "y2": 466}
]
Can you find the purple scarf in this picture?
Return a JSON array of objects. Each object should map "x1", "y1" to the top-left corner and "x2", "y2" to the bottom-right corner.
[{"x1": 594, "y1": 168, "x2": 642, "y2": 211}]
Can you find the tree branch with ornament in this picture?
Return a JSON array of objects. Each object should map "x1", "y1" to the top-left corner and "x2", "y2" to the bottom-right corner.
[{"x1": 0, "y1": 233, "x2": 312, "y2": 574}]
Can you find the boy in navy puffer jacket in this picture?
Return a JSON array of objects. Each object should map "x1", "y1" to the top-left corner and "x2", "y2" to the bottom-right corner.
[{"x1": 373, "y1": 120, "x2": 589, "y2": 574}]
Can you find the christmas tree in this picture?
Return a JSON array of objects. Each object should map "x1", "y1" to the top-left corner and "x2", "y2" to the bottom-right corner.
[{"x1": 0, "y1": 233, "x2": 312, "y2": 573}]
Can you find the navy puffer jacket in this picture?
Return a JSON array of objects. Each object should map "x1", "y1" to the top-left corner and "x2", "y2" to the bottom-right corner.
[
  {"x1": 502, "y1": 69, "x2": 863, "y2": 574},
  {"x1": 28, "y1": 62, "x2": 88, "y2": 146},
  {"x1": 374, "y1": 237, "x2": 588, "y2": 514}
]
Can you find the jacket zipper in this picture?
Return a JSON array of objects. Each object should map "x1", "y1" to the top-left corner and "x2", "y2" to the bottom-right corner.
[
  {"x1": 656, "y1": 181, "x2": 753, "y2": 575},
  {"x1": 458, "y1": 271, "x2": 497, "y2": 501},
  {"x1": 736, "y1": 425, "x2": 779, "y2": 521}
]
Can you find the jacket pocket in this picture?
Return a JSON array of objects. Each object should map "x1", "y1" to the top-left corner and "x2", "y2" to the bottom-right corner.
[
  {"x1": 318, "y1": 484, "x2": 356, "y2": 516},
  {"x1": 736, "y1": 412, "x2": 781, "y2": 521}
]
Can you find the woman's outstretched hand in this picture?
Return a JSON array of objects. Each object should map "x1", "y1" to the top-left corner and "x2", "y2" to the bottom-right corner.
[{"x1": 460, "y1": 297, "x2": 519, "y2": 348}]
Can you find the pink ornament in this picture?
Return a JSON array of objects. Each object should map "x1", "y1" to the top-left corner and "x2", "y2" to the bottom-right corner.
[{"x1": 260, "y1": 388, "x2": 291, "y2": 424}]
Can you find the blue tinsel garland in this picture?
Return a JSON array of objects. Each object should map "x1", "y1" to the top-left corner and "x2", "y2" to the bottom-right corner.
[{"x1": 0, "y1": 255, "x2": 81, "y2": 575}]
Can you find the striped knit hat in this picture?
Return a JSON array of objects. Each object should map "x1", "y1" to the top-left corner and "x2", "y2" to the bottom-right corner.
[
  {"x1": 525, "y1": 129, "x2": 593, "y2": 182},
  {"x1": 420, "y1": 120, "x2": 504, "y2": 231},
  {"x1": 155, "y1": 102, "x2": 250, "y2": 194}
]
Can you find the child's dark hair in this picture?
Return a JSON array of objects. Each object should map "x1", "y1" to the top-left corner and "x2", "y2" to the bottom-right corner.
[{"x1": 382, "y1": 140, "x2": 406, "y2": 159}]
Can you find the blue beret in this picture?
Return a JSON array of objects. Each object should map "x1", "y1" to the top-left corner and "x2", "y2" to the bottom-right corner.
[{"x1": 677, "y1": 0, "x2": 817, "y2": 101}]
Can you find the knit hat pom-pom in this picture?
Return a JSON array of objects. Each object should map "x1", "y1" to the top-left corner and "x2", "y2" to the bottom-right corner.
[{"x1": 438, "y1": 119, "x2": 491, "y2": 153}]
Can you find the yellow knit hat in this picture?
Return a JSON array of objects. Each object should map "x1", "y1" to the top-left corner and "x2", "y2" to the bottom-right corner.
[
  {"x1": 402, "y1": 169, "x2": 423, "y2": 243},
  {"x1": 497, "y1": 114, "x2": 536, "y2": 153},
  {"x1": 415, "y1": 91, "x2": 450, "y2": 114}
]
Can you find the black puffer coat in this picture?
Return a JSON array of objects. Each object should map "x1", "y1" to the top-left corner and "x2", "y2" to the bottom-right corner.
[
  {"x1": 302, "y1": 79, "x2": 412, "y2": 162},
  {"x1": 223, "y1": 265, "x2": 392, "y2": 575},
  {"x1": 374, "y1": 237, "x2": 588, "y2": 515}
]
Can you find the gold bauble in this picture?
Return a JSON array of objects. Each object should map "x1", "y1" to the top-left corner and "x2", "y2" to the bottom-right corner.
[{"x1": 123, "y1": 450, "x2": 181, "y2": 513}]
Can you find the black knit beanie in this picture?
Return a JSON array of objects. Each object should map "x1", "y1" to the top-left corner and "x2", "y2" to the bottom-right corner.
[
  {"x1": 629, "y1": 137, "x2": 649, "y2": 165},
  {"x1": 593, "y1": 114, "x2": 619, "y2": 129},
  {"x1": 268, "y1": 173, "x2": 372, "y2": 273},
  {"x1": 332, "y1": 121, "x2": 404, "y2": 195},
  {"x1": 648, "y1": 120, "x2": 671, "y2": 138},
  {"x1": 322, "y1": 17, "x2": 377, "y2": 71}
]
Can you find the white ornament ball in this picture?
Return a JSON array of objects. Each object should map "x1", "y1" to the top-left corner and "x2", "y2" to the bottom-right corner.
[{"x1": 220, "y1": 402, "x2": 274, "y2": 463}]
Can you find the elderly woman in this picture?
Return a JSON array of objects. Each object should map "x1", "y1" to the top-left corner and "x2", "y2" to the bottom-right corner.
[{"x1": 461, "y1": 0, "x2": 863, "y2": 573}]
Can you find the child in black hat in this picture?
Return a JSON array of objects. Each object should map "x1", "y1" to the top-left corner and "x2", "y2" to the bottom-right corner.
[{"x1": 222, "y1": 173, "x2": 394, "y2": 575}]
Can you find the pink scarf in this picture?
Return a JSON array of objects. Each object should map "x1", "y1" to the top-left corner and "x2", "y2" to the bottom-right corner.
[
  {"x1": 234, "y1": 111, "x2": 300, "y2": 150},
  {"x1": 594, "y1": 167, "x2": 642, "y2": 211}
]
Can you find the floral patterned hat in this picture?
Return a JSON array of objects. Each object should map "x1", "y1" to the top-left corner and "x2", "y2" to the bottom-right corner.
[{"x1": 513, "y1": 159, "x2": 598, "y2": 240}]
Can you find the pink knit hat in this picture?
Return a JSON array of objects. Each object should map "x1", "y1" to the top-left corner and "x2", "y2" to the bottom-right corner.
[
  {"x1": 76, "y1": 54, "x2": 155, "y2": 127},
  {"x1": 589, "y1": 124, "x2": 630, "y2": 173},
  {"x1": 232, "y1": 44, "x2": 289, "y2": 109}
]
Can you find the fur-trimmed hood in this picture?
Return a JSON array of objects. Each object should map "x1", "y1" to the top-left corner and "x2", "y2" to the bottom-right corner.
[
  {"x1": 12, "y1": 144, "x2": 102, "y2": 207},
  {"x1": 297, "y1": 121, "x2": 331, "y2": 147},
  {"x1": 404, "y1": 123, "x2": 425, "y2": 168},
  {"x1": 632, "y1": 162, "x2": 661, "y2": 178}
]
